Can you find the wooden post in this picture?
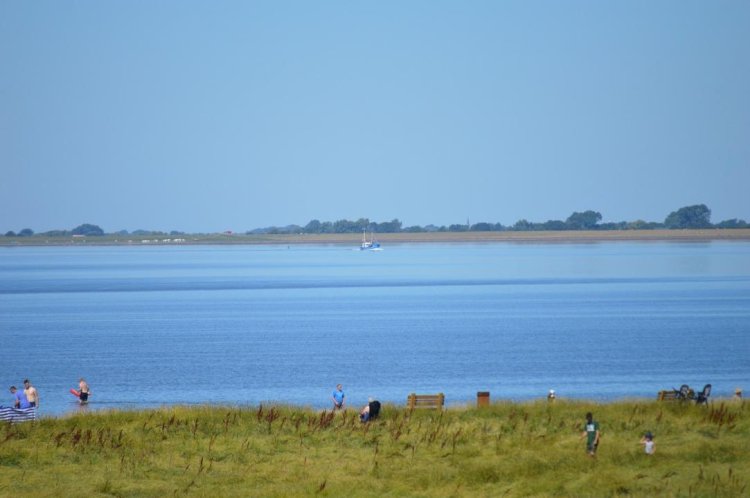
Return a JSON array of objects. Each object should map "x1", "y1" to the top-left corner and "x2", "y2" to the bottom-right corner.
[{"x1": 477, "y1": 391, "x2": 490, "y2": 407}]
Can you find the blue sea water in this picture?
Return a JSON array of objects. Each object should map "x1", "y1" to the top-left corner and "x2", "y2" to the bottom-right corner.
[{"x1": 1, "y1": 241, "x2": 749, "y2": 416}]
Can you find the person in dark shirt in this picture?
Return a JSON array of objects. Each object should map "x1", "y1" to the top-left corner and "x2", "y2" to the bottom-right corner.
[
  {"x1": 360, "y1": 397, "x2": 381, "y2": 422},
  {"x1": 580, "y1": 412, "x2": 600, "y2": 456}
]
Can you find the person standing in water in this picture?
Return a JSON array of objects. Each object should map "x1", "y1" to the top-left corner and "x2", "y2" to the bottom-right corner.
[
  {"x1": 78, "y1": 378, "x2": 90, "y2": 404},
  {"x1": 9, "y1": 386, "x2": 31, "y2": 409},
  {"x1": 24, "y1": 379, "x2": 39, "y2": 408}
]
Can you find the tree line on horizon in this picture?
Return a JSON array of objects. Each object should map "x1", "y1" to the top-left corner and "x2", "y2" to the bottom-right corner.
[
  {"x1": 247, "y1": 204, "x2": 748, "y2": 235},
  {"x1": 4, "y1": 204, "x2": 749, "y2": 238}
]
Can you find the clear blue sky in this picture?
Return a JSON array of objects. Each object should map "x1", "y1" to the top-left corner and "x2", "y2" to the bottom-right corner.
[{"x1": 2, "y1": 1, "x2": 749, "y2": 233}]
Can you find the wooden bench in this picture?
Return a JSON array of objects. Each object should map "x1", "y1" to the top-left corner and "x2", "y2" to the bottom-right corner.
[
  {"x1": 407, "y1": 393, "x2": 445, "y2": 410},
  {"x1": 658, "y1": 389, "x2": 694, "y2": 401}
]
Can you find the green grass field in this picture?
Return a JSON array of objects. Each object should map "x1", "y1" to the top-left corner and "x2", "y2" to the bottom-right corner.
[{"x1": 1, "y1": 400, "x2": 747, "y2": 497}]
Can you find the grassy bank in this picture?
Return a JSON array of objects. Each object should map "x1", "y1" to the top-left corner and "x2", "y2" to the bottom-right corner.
[
  {"x1": 1, "y1": 400, "x2": 747, "y2": 497},
  {"x1": 2, "y1": 229, "x2": 750, "y2": 246}
]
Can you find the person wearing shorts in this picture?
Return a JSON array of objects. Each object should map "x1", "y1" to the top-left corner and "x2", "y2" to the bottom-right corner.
[
  {"x1": 581, "y1": 412, "x2": 600, "y2": 456},
  {"x1": 331, "y1": 384, "x2": 345, "y2": 410},
  {"x1": 24, "y1": 379, "x2": 39, "y2": 408}
]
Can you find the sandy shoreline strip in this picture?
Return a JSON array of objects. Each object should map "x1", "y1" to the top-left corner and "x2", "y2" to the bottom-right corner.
[{"x1": 2, "y1": 229, "x2": 750, "y2": 246}]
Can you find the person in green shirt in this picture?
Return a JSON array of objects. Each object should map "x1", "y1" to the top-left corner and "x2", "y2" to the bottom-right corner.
[{"x1": 580, "y1": 412, "x2": 600, "y2": 456}]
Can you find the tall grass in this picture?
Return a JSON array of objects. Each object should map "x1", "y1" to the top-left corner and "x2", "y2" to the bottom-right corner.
[{"x1": 0, "y1": 400, "x2": 747, "y2": 497}]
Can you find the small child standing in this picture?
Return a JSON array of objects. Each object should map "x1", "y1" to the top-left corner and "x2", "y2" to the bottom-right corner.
[{"x1": 640, "y1": 431, "x2": 655, "y2": 455}]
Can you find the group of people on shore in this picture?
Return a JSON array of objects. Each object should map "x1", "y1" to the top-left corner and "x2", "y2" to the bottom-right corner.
[{"x1": 330, "y1": 384, "x2": 381, "y2": 422}]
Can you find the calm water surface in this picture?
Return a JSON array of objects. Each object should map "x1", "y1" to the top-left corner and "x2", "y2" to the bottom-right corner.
[{"x1": 1, "y1": 241, "x2": 749, "y2": 415}]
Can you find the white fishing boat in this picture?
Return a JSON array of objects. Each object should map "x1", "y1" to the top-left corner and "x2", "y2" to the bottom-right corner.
[{"x1": 360, "y1": 229, "x2": 382, "y2": 251}]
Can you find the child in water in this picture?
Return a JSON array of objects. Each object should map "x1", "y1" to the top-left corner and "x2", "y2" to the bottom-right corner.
[{"x1": 640, "y1": 431, "x2": 655, "y2": 455}]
